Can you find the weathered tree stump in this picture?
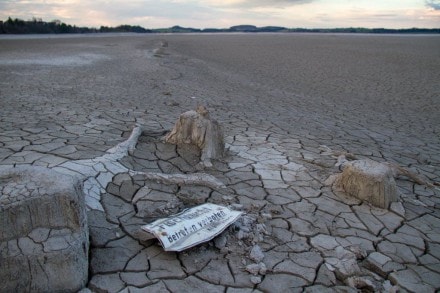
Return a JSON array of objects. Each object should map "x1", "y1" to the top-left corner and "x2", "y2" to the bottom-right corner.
[
  {"x1": 335, "y1": 159, "x2": 398, "y2": 209},
  {"x1": 164, "y1": 105, "x2": 224, "y2": 167},
  {"x1": 0, "y1": 166, "x2": 89, "y2": 292}
]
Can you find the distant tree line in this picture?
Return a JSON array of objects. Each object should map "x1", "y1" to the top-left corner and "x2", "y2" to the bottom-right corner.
[
  {"x1": 0, "y1": 17, "x2": 95, "y2": 34},
  {"x1": 0, "y1": 17, "x2": 150, "y2": 34},
  {"x1": 1, "y1": 17, "x2": 439, "y2": 34}
]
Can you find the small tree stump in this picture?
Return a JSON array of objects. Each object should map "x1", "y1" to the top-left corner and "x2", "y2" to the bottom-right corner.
[
  {"x1": 164, "y1": 105, "x2": 224, "y2": 167},
  {"x1": 335, "y1": 159, "x2": 398, "y2": 209},
  {"x1": 0, "y1": 166, "x2": 89, "y2": 292}
]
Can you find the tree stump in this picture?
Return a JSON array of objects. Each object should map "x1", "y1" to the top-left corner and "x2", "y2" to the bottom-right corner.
[
  {"x1": 335, "y1": 159, "x2": 398, "y2": 209},
  {"x1": 0, "y1": 166, "x2": 89, "y2": 292},
  {"x1": 164, "y1": 105, "x2": 224, "y2": 167}
]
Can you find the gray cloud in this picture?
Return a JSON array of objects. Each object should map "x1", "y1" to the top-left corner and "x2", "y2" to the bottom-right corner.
[{"x1": 426, "y1": 0, "x2": 440, "y2": 10}]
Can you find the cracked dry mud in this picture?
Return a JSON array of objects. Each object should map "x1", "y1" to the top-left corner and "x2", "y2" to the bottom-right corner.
[{"x1": 1, "y1": 34, "x2": 440, "y2": 292}]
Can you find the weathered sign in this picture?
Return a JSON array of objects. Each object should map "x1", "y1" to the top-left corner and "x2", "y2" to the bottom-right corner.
[{"x1": 142, "y1": 203, "x2": 243, "y2": 252}]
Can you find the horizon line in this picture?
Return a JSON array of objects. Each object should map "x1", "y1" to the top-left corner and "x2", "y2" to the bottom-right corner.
[{"x1": 1, "y1": 17, "x2": 440, "y2": 31}]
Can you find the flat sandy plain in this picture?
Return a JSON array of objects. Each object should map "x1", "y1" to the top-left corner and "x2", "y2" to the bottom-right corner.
[{"x1": 1, "y1": 34, "x2": 440, "y2": 292}]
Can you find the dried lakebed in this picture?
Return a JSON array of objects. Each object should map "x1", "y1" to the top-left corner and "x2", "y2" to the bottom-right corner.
[{"x1": 1, "y1": 34, "x2": 439, "y2": 292}]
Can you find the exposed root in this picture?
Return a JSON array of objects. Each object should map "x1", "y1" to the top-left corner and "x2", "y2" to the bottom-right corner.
[
  {"x1": 386, "y1": 163, "x2": 437, "y2": 189},
  {"x1": 335, "y1": 152, "x2": 359, "y2": 161},
  {"x1": 129, "y1": 170, "x2": 226, "y2": 190}
]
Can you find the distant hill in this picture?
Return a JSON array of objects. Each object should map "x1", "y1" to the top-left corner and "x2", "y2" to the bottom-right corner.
[
  {"x1": 1, "y1": 18, "x2": 439, "y2": 34},
  {"x1": 153, "y1": 25, "x2": 201, "y2": 33},
  {"x1": 230, "y1": 25, "x2": 258, "y2": 32}
]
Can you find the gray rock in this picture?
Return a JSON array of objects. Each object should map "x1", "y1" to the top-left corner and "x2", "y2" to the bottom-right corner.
[
  {"x1": 259, "y1": 262, "x2": 267, "y2": 275},
  {"x1": 226, "y1": 255, "x2": 258, "y2": 287},
  {"x1": 250, "y1": 276, "x2": 262, "y2": 284},
  {"x1": 0, "y1": 166, "x2": 88, "y2": 292},
  {"x1": 249, "y1": 245, "x2": 265, "y2": 262},
  {"x1": 246, "y1": 263, "x2": 262, "y2": 275},
  {"x1": 214, "y1": 234, "x2": 228, "y2": 249}
]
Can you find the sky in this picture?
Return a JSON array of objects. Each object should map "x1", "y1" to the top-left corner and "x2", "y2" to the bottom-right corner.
[{"x1": 0, "y1": 0, "x2": 439, "y2": 29}]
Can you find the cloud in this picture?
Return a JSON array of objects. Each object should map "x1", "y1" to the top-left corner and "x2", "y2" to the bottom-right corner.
[
  {"x1": 245, "y1": 0, "x2": 313, "y2": 5},
  {"x1": 426, "y1": 0, "x2": 440, "y2": 10},
  {"x1": 205, "y1": 0, "x2": 314, "y2": 8},
  {"x1": 0, "y1": 0, "x2": 217, "y2": 27},
  {"x1": 1, "y1": 0, "x2": 439, "y2": 29}
]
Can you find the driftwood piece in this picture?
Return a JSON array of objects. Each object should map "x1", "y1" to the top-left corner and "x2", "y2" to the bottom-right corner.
[
  {"x1": 335, "y1": 159, "x2": 398, "y2": 209},
  {"x1": 164, "y1": 106, "x2": 224, "y2": 167}
]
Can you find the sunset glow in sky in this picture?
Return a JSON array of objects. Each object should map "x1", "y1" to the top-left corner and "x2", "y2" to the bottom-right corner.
[{"x1": 1, "y1": 0, "x2": 439, "y2": 29}]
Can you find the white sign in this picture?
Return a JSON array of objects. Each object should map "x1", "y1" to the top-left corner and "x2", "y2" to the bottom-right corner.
[{"x1": 141, "y1": 203, "x2": 243, "y2": 252}]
